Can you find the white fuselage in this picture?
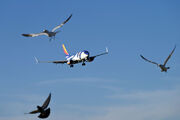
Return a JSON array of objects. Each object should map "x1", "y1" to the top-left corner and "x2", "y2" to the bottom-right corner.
[{"x1": 66, "y1": 51, "x2": 89, "y2": 64}]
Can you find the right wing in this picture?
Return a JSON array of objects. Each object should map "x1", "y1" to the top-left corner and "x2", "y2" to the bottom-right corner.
[
  {"x1": 52, "y1": 14, "x2": 72, "y2": 32},
  {"x1": 140, "y1": 55, "x2": 159, "y2": 66},
  {"x1": 35, "y1": 57, "x2": 67, "y2": 64},
  {"x1": 89, "y1": 47, "x2": 108, "y2": 59},
  {"x1": 42, "y1": 93, "x2": 51, "y2": 109},
  {"x1": 22, "y1": 32, "x2": 48, "y2": 37}
]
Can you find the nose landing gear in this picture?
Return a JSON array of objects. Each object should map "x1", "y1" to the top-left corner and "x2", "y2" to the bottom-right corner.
[
  {"x1": 82, "y1": 63, "x2": 86, "y2": 66},
  {"x1": 70, "y1": 64, "x2": 74, "y2": 68}
]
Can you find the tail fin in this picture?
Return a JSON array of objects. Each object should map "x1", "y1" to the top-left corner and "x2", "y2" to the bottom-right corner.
[{"x1": 62, "y1": 44, "x2": 69, "y2": 56}]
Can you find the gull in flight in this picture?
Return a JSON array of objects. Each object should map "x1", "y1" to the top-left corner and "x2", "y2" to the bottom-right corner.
[
  {"x1": 25, "y1": 93, "x2": 51, "y2": 119},
  {"x1": 140, "y1": 45, "x2": 176, "y2": 72},
  {"x1": 22, "y1": 14, "x2": 72, "y2": 41}
]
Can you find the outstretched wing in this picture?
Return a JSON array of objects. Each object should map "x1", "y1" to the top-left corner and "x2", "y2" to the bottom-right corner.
[
  {"x1": 27, "y1": 109, "x2": 39, "y2": 114},
  {"x1": 42, "y1": 93, "x2": 51, "y2": 109},
  {"x1": 88, "y1": 48, "x2": 108, "y2": 61},
  {"x1": 22, "y1": 32, "x2": 48, "y2": 37},
  {"x1": 163, "y1": 45, "x2": 176, "y2": 66},
  {"x1": 52, "y1": 14, "x2": 72, "y2": 32},
  {"x1": 34, "y1": 57, "x2": 67, "y2": 64},
  {"x1": 140, "y1": 55, "x2": 159, "y2": 66}
]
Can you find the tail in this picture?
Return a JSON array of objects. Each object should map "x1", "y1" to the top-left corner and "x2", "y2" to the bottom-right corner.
[{"x1": 62, "y1": 44, "x2": 69, "y2": 56}]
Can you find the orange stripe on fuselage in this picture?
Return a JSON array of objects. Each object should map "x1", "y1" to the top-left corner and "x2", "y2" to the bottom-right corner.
[{"x1": 62, "y1": 44, "x2": 69, "y2": 56}]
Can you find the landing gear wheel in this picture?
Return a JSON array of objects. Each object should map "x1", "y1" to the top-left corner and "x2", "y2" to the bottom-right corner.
[
  {"x1": 82, "y1": 63, "x2": 86, "y2": 66},
  {"x1": 70, "y1": 65, "x2": 74, "y2": 68}
]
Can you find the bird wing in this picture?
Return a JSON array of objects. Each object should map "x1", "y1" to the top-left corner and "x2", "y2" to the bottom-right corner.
[
  {"x1": 41, "y1": 93, "x2": 51, "y2": 109},
  {"x1": 28, "y1": 109, "x2": 39, "y2": 114},
  {"x1": 140, "y1": 55, "x2": 159, "y2": 66},
  {"x1": 52, "y1": 14, "x2": 72, "y2": 32},
  {"x1": 163, "y1": 45, "x2": 176, "y2": 66},
  {"x1": 22, "y1": 32, "x2": 48, "y2": 37}
]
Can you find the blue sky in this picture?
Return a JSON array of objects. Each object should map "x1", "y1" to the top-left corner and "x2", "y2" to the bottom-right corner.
[{"x1": 0, "y1": 0, "x2": 180, "y2": 120}]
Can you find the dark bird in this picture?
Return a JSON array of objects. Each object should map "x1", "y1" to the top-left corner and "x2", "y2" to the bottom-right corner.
[
  {"x1": 22, "y1": 14, "x2": 72, "y2": 41},
  {"x1": 140, "y1": 45, "x2": 176, "y2": 72},
  {"x1": 25, "y1": 93, "x2": 51, "y2": 119}
]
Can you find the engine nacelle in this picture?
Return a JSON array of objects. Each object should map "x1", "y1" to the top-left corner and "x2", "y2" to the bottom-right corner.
[
  {"x1": 87, "y1": 57, "x2": 94, "y2": 62},
  {"x1": 67, "y1": 60, "x2": 73, "y2": 64}
]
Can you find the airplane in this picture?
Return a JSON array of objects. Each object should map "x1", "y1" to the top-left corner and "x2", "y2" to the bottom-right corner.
[
  {"x1": 22, "y1": 14, "x2": 72, "y2": 41},
  {"x1": 25, "y1": 93, "x2": 51, "y2": 119},
  {"x1": 35, "y1": 44, "x2": 108, "y2": 67},
  {"x1": 140, "y1": 45, "x2": 176, "y2": 72}
]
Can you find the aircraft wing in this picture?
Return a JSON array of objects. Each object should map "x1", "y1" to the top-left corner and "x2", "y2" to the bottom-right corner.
[
  {"x1": 90, "y1": 47, "x2": 108, "y2": 58},
  {"x1": 34, "y1": 57, "x2": 67, "y2": 64}
]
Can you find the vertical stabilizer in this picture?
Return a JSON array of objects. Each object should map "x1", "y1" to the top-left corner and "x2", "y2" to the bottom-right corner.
[{"x1": 62, "y1": 44, "x2": 69, "y2": 56}]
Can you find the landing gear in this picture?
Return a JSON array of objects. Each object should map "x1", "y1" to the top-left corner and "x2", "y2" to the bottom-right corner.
[
  {"x1": 70, "y1": 64, "x2": 74, "y2": 68},
  {"x1": 82, "y1": 63, "x2": 86, "y2": 66}
]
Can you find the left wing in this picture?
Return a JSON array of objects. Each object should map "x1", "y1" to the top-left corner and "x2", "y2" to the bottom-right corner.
[
  {"x1": 35, "y1": 57, "x2": 67, "y2": 64},
  {"x1": 163, "y1": 45, "x2": 176, "y2": 66},
  {"x1": 88, "y1": 48, "x2": 108, "y2": 60},
  {"x1": 22, "y1": 32, "x2": 48, "y2": 37},
  {"x1": 52, "y1": 14, "x2": 72, "y2": 32}
]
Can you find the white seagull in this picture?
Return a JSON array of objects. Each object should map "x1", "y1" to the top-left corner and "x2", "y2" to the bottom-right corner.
[
  {"x1": 140, "y1": 45, "x2": 176, "y2": 72},
  {"x1": 22, "y1": 14, "x2": 72, "y2": 41}
]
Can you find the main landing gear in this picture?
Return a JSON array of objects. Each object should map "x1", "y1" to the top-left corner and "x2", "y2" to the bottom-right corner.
[
  {"x1": 82, "y1": 63, "x2": 86, "y2": 66},
  {"x1": 70, "y1": 64, "x2": 74, "y2": 68}
]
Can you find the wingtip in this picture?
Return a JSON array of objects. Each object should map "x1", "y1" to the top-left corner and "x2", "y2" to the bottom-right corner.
[
  {"x1": 105, "y1": 47, "x2": 108, "y2": 53},
  {"x1": 140, "y1": 54, "x2": 145, "y2": 59},
  {"x1": 22, "y1": 34, "x2": 31, "y2": 37},
  {"x1": 34, "y1": 56, "x2": 39, "y2": 64}
]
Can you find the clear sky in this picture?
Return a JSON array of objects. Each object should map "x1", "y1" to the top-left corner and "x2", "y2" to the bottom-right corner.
[{"x1": 0, "y1": 0, "x2": 180, "y2": 120}]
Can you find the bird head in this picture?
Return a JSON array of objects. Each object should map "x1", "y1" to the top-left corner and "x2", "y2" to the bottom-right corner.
[{"x1": 43, "y1": 30, "x2": 49, "y2": 33}]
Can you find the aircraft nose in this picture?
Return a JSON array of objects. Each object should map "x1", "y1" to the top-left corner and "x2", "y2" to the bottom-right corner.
[{"x1": 85, "y1": 52, "x2": 89, "y2": 57}]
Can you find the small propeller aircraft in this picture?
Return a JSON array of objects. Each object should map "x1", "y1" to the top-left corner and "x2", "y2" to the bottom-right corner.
[
  {"x1": 140, "y1": 45, "x2": 176, "y2": 72},
  {"x1": 35, "y1": 44, "x2": 108, "y2": 67},
  {"x1": 25, "y1": 93, "x2": 51, "y2": 119},
  {"x1": 22, "y1": 14, "x2": 72, "y2": 41}
]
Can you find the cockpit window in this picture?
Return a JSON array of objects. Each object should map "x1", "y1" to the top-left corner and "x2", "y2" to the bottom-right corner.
[{"x1": 83, "y1": 50, "x2": 89, "y2": 55}]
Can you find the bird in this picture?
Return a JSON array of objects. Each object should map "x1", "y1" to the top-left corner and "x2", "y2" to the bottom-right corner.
[
  {"x1": 22, "y1": 14, "x2": 72, "y2": 41},
  {"x1": 140, "y1": 45, "x2": 176, "y2": 72},
  {"x1": 25, "y1": 93, "x2": 51, "y2": 119}
]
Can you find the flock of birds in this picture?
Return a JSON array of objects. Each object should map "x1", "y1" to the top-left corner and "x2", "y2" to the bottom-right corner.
[
  {"x1": 21, "y1": 14, "x2": 176, "y2": 119},
  {"x1": 22, "y1": 14, "x2": 73, "y2": 118}
]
